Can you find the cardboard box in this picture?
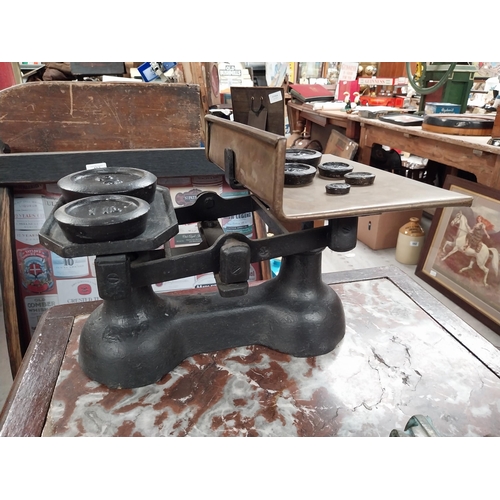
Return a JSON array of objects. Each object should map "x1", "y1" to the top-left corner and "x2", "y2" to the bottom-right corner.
[
  {"x1": 424, "y1": 102, "x2": 461, "y2": 114},
  {"x1": 323, "y1": 129, "x2": 358, "y2": 159},
  {"x1": 357, "y1": 209, "x2": 423, "y2": 250}
]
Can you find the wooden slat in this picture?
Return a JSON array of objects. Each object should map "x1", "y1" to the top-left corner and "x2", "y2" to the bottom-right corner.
[
  {"x1": 0, "y1": 305, "x2": 82, "y2": 436},
  {"x1": 491, "y1": 110, "x2": 500, "y2": 138},
  {"x1": 0, "y1": 148, "x2": 222, "y2": 184},
  {"x1": 181, "y1": 63, "x2": 208, "y2": 143},
  {"x1": 0, "y1": 188, "x2": 24, "y2": 376},
  {"x1": 0, "y1": 81, "x2": 202, "y2": 153},
  {"x1": 422, "y1": 123, "x2": 494, "y2": 136}
]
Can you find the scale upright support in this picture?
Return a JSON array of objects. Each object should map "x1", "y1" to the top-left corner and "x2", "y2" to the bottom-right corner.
[{"x1": 39, "y1": 116, "x2": 472, "y2": 389}]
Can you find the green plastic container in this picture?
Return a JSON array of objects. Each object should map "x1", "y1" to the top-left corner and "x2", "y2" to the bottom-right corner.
[{"x1": 419, "y1": 63, "x2": 477, "y2": 113}]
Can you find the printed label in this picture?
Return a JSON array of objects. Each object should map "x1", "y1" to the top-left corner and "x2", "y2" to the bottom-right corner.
[
  {"x1": 17, "y1": 247, "x2": 54, "y2": 294},
  {"x1": 15, "y1": 229, "x2": 41, "y2": 246},
  {"x1": 268, "y1": 91, "x2": 283, "y2": 104},
  {"x1": 14, "y1": 195, "x2": 46, "y2": 231},
  {"x1": 222, "y1": 212, "x2": 253, "y2": 236},
  {"x1": 42, "y1": 194, "x2": 60, "y2": 219},
  {"x1": 56, "y1": 278, "x2": 101, "y2": 303},
  {"x1": 25, "y1": 294, "x2": 59, "y2": 333},
  {"x1": 51, "y1": 253, "x2": 90, "y2": 278}
]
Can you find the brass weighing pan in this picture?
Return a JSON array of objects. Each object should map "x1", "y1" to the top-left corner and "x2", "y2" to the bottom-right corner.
[{"x1": 205, "y1": 115, "x2": 472, "y2": 222}]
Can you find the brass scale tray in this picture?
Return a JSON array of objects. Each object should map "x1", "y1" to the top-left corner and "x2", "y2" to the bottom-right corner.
[{"x1": 204, "y1": 115, "x2": 472, "y2": 222}]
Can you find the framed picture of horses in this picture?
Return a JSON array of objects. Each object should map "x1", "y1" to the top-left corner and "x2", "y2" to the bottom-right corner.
[{"x1": 416, "y1": 175, "x2": 500, "y2": 335}]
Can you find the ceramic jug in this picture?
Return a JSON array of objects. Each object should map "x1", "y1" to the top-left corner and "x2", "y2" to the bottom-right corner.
[{"x1": 395, "y1": 217, "x2": 425, "y2": 265}]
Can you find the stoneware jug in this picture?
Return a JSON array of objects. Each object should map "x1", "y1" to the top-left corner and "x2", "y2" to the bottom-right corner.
[{"x1": 395, "y1": 217, "x2": 425, "y2": 265}]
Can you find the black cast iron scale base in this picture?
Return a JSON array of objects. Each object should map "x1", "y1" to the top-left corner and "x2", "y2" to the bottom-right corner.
[{"x1": 40, "y1": 174, "x2": 357, "y2": 389}]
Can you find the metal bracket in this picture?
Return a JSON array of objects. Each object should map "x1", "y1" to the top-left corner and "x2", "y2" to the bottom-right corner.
[{"x1": 224, "y1": 148, "x2": 246, "y2": 190}]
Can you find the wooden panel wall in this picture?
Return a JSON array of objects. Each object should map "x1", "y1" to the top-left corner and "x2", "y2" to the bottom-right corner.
[{"x1": 378, "y1": 62, "x2": 417, "y2": 79}]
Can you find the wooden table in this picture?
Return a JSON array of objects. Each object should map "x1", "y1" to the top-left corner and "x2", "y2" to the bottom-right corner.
[
  {"x1": 287, "y1": 101, "x2": 360, "y2": 140},
  {"x1": 356, "y1": 116, "x2": 500, "y2": 190},
  {"x1": 2, "y1": 266, "x2": 500, "y2": 437},
  {"x1": 286, "y1": 104, "x2": 500, "y2": 190}
]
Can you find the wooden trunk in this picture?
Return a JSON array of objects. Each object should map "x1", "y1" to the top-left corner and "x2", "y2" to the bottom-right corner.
[{"x1": 0, "y1": 81, "x2": 202, "y2": 153}]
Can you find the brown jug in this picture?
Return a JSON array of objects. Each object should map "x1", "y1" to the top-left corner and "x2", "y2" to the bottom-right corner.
[{"x1": 395, "y1": 217, "x2": 425, "y2": 265}]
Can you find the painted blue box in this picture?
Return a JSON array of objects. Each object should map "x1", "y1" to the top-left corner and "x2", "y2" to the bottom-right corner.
[
  {"x1": 424, "y1": 102, "x2": 461, "y2": 114},
  {"x1": 138, "y1": 62, "x2": 177, "y2": 82}
]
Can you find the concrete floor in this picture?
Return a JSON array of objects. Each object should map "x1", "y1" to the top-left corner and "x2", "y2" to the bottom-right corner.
[{"x1": 1, "y1": 215, "x2": 499, "y2": 414}]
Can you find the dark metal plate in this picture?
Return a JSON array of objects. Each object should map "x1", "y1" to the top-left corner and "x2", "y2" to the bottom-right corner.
[
  {"x1": 54, "y1": 194, "x2": 150, "y2": 243},
  {"x1": 423, "y1": 113, "x2": 494, "y2": 131},
  {"x1": 58, "y1": 167, "x2": 157, "y2": 203},
  {"x1": 284, "y1": 163, "x2": 317, "y2": 186},
  {"x1": 343, "y1": 172, "x2": 376, "y2": 186},
  {"x1": 285, "y1": 148, "x2": 322, "y2": 167},
  {"x1": 318, "y1": 162, "x2": 354, "y2": 179},
  {"x1": 325, "y1": 182, "x2": 350, "y2": 195}
]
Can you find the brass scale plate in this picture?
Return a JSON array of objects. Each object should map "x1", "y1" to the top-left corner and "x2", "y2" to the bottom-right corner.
[{"x1": 205, "y1": 115, "x2": 472, "y2": 222}]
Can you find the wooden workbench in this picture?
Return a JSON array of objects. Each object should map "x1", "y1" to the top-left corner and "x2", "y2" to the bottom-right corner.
[
  {"x1": 2, "y1": 266, "x2": 500, "y2": 437},
  {"x1": 356, "y1": 116, "x2": 500, "y2": 189},
  {"x1": 286, "y1": 101, "x2": 500, "y2": 191},
  {"x1": 287, "y1": 101, "x2": 360, "y2": 140}
]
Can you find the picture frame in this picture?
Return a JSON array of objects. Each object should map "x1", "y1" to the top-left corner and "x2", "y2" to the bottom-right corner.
[
  {"x1": 297, "y1": 62, "x2": 324, "y2": 83},
  {"x1": 416, "y1": 175, "x2": 500, "y2": 334}
]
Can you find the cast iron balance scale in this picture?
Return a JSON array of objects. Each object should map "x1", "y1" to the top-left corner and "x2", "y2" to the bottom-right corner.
[{"x1": 39, "y1": 116, "x2": 472, "y2": 389}]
